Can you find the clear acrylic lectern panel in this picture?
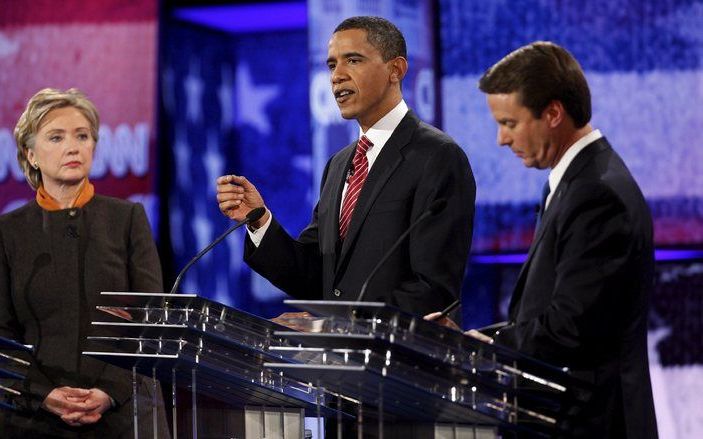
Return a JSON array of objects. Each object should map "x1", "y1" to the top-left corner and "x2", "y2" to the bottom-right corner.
[
  {"x1": 83, "y1": 292, "x2": 344, "y2": 439},
  {"x1": 83, "y1": 294, "x2": 592, "y2": 439},
  {"x1": 0, "y1": 337, "x2": 32, "y2": 412},
  {"x1": 262, "y1": 300, "x2": 593, "y2": 438}
]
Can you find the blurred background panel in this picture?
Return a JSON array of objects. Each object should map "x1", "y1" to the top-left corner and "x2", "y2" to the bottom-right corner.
[
  {"x1": 440, "y1": 0, "x2": 703, "y2": 253},
  {"x1": 0, "y1": 0, "x2": 160, "y2": 226}
]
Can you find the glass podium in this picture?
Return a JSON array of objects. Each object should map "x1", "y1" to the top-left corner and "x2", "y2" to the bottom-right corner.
[
  {"x1": 83, "y1": 293, "x2": 591, "y2": 438},
  {"x1": 0, "y1": 336, "x2": 33, "y2": 412}
]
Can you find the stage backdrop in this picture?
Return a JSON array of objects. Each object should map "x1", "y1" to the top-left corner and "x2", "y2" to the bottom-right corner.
[
  {"x1": 0, "y1": 0, "x2": 159, "y2": 229},
  {"x1": 440, "y1": 0, "x2": 703, "y2": 253},
  {"x1": 439, "y1": 1, "x2": 703, "y2": 437},
  {"x1": 159, "y1": 13, "x2": 312, "y2": 316}
]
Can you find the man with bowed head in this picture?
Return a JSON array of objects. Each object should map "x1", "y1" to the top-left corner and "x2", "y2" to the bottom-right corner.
[
  {"x1": 216, "y1": 16, "x2": 475, "y2": 317},
  {"x1": 429, "y1": 41, "x2": 657, "y2": 438}
]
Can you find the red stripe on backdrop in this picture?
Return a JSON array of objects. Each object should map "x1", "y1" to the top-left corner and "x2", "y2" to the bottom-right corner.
[
  {"x1": 0, "y1": 23, "x2": 157, "y2": 127},
  {"x1": 0, "y1": 0, "x2": 156, "y2": 26}
]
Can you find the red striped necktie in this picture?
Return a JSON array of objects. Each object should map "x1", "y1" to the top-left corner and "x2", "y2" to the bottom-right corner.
[{"x1": 339, "y1": 135, "x2": 373, "y2": 240}]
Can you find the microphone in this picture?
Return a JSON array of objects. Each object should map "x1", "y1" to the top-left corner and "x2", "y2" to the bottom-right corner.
[
  {"x1": 355, "y1": 199, "x2": 447, "y2": 304},
  {"x1": 169, "y1": 207, "x2": 266, "y2": 295},
  {"x1": 434, "y1": 298, "x2": 460, "y2": 321}
]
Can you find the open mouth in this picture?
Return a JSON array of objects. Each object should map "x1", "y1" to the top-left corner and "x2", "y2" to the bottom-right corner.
[{"x1": 334, "y1": 89, "x2": 354, "y2": 103}]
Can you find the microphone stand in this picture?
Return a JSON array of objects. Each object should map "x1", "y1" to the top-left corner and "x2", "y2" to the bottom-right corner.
[
  {"x1": 169, "y1": 207, "x2": 266, "y2": 295},
  {"x1": 352, "y1": 199, "x2": 447, "y2": 317}
]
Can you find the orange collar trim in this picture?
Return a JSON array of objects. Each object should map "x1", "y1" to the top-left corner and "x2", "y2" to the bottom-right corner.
[{"x1": 36, "y1": 181, "x2": 95, "y2": 211}]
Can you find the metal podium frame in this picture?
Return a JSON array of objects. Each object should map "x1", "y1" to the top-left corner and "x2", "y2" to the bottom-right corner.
[
  {"x1": 83, "y1": 293, "x2": 591, "y2": 439},
  {"x1": 266, "y1": 300, "x2": 591, "y2": 438},
  {"x1": 0, "y1": 336, "x2": 33, "y2": 412}
]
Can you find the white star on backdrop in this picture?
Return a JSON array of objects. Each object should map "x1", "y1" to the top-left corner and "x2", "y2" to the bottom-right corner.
[
  {"x1": 0, "y1": 32, "x2": 19, "y2": 58},
  {"x1": 181, "y1": 276, "x2": 198, "y2": 295},
  {"x1": 214, "y1": 272, "x2": 232, "y2": 307},
  {"x1": 203, "y1": 132, "x2": 225, "y2": 195},
  {"x1": 236, "y1": 62, "x2": 279, "y2": 135},
  {"x1": 191, "y1": 201, "x2": 214, "y2": 262},
  {"x1": 184, "y1": 59, "x2": 204, "y2": 124},
  {"x1": 218, "y1": 65, "x2": 234, "y2": 130},
  {"x1": 291, "y1": 155, "x2": 312, "y2": 173}
]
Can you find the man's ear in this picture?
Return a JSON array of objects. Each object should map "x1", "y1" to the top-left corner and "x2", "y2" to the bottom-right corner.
[
  {"x1": 389, "y1": 56, "x2": 408, "y2": 83},
  {"x1": 543, "y1": 100, "x2": 565, "y2": 128}
]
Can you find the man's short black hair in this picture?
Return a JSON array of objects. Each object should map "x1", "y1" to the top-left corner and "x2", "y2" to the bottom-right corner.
[
  {"x1": 334, "y1": 16, "x2": 407, "y2": 61},
  {"x1": 478, "y1": 41, "x2": 591, "y2": 128}
]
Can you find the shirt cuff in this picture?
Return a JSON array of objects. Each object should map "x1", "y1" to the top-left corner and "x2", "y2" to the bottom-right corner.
[{"x1": 247, "y1": 211, "x2": 272, "y2": 247}]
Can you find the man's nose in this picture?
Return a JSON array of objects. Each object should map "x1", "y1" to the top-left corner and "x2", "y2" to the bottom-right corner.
[
  {"x1": 497, "y1": 128, "x2": 511, "y2": 146},
  {"x1": 331, "y1": 65, "x2": 348, "y2": 84}
]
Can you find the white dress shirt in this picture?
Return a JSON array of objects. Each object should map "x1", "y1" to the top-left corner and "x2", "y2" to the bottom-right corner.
[
  {"x1": 248, "y1": 100, "x2": 409, "y2": 246},
  {"x1": 545, "y1": 129, "x2": 603, "y2": 210}
]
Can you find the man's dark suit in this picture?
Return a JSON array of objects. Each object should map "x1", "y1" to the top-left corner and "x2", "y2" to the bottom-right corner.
[
  {"x1": 245, "y1": 110, "x2": 475, "y2": 316},
  {"x1": 493, "y1": 138, "x2": 658, "y2": 438}
]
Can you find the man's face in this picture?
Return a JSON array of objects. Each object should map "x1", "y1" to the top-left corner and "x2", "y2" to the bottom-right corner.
[
  {"x1": 327, "y1": 28, "x2": 397, "y2": 131},
  {"x1": 486, "y1": 93, "x2": 554, "y2": 169}
]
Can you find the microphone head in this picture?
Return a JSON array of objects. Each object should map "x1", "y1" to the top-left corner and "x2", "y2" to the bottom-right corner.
[
  {"x1": 428, "y1": 199, "x2": 447, "y2": 215},
  {"x1": 246, "y1": 207, "x2": 266, "y2": 223}
]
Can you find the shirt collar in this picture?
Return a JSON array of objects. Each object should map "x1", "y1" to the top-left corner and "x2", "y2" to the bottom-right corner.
[
  {"x1": 358, "y1": 100, "x2": 408, "y2": 148},
  {"x1": 546, "y1": 129, "x2": 603, "y2": 207}
]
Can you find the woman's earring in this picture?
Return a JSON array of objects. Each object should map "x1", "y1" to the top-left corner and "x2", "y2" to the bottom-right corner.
[{"x1": 32, "y1": 162, "x2": 39, "y2": 170}]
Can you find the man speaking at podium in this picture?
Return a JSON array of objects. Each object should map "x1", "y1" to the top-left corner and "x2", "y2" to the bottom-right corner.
[{"x1": 216, "y1": 16, "x2": 475, "y2": 317}]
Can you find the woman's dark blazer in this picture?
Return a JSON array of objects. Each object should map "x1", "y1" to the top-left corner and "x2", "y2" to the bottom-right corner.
[{"x1": 0, "y1": 195, "x2": 169, "y2": 438}]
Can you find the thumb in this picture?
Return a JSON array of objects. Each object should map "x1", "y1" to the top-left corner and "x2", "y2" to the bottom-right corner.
[{"x1": 423, "y1": 312, "x2": 442, "y2": 321}]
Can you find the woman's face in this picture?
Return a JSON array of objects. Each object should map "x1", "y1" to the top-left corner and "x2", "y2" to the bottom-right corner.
[{"x1": 27, "y1": 106, "x2": 95, "y2": 189}]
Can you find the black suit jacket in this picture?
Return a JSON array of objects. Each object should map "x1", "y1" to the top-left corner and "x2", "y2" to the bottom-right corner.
[
  {"x1": 0, "y1": 195, "x2": 168, "y2": 438},
  {"x1": 245, "y1": 110, "x2": 476, "y2": 316},
  {"x1": 493, "y1": 138, "x2": 657, "y2": 438}
]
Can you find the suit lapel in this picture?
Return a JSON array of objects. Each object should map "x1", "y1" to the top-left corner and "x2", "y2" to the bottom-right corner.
[
  {"x1": 336, "y1": 111, "x2": 418, "y2": 271},
  {"x1": 508, "y1": 138, "x2": 612, "y2": 318},
  {"x1": 322, "y1": 142, "x2": 355, "y2": 266},
  {"x1": 508, "y1": 180, "x2": 567, "y2": 316}
]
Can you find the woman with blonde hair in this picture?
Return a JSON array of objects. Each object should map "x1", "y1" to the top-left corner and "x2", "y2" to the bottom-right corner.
[{"x1": 0, "y1": 88, "x2": 169, "y2": 437}]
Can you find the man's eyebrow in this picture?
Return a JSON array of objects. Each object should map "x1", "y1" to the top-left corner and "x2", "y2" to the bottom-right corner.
[
  {"x1": 327, "y1": 52, "x2": 367, "y2": 64},
  {"x1": 341, "y1": 51, "x2": 366, "y2": 59}
]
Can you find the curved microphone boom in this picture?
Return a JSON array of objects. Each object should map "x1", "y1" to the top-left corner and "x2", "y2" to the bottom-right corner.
[
  {"x1": 169, "y1": 207, "x2": 266, "y2": 295},
  {"x1": 355, "y1": 199, "x2": 447, "y2": 304}
]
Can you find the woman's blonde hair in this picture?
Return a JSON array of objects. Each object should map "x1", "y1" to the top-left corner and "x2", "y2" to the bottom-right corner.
[{"x1": 14, "y1": 88, "x2": 100, "y2": 189}]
